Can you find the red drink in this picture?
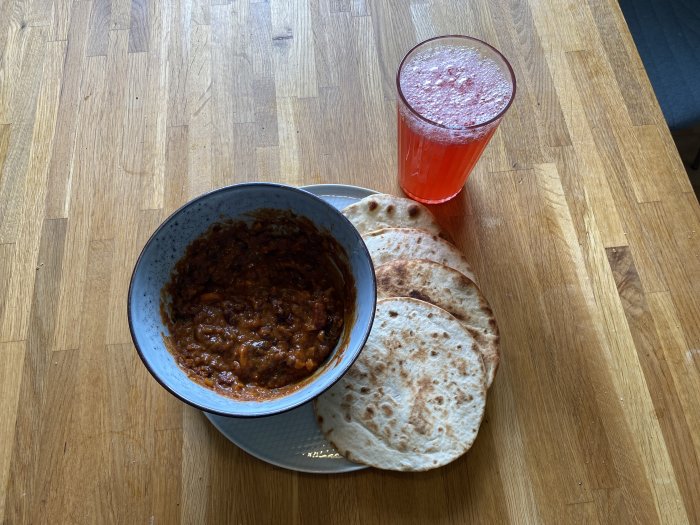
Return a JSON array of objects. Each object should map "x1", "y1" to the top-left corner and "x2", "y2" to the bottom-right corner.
[{"x1": 397, "y1": 36, "x2": 516, "y2": 203}]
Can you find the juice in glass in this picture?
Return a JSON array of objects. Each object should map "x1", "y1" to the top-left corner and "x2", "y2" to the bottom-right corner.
[{"x1": 397, "y1": 36, "x2": 516, "y2": 203}]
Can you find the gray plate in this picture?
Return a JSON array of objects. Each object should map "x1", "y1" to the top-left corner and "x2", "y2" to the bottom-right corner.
[{"x1": 204, "y1": 183, "x2": 377, "y2": 474}]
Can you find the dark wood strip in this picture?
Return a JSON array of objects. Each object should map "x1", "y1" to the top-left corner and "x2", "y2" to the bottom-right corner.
[
  {"x1": 128, "y1": 0, "x2": 149, "y2": 53},
  {"x1": 586, "y1": 0, "x2": 658, "y2": 127},
  {"x1": 0, "y1": 124, "x2": 11, "y2": 180},
  {"x1": 0, "y1": 242, "x2": 14, "y2": 336},
  {"x1": 479, "y1": 0, "x2": 547, "y2": 169},
  {"x1": 501, "y1": 0, "x2": 572, "y2": 148},
  {"x1": 86, "y1": 0, "x2": 112, "y2": 57}
]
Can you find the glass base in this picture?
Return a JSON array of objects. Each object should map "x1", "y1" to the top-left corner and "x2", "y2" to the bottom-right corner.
[{"x1": 399, "y1": 184, "x2": 464, "y2": 205}]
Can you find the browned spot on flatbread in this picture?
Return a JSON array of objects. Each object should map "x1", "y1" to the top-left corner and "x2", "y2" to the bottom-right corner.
[
  {"x1": 378, "y1": 275, "x2": 389, "y2": 287},
  {"x1": 435, "y1": 396, "x2": 444, "y2": 405},
  {"x1": 360, "y1": 386, "x2": 369, "y2": 394},
  {"x1": 386, "y1": 204, "x2": 395, "y2": 214},
  {"x1": 455, "y1": 389, "x2": 473, "y2": 404},
  {"x1": 408, "y1": 289, "x2": 431, "y2": 303},
  {"x1": 367, "y1": 200, "x2": 378, "y2": 211},
  {"x1": 381, "y1": 404, "x2": 393, "y2": 417},
  {"x1": 388, "y1": 310, "x2": 398, "y2": 317},
  {"x1": 408, "y1": 377, "x2": 434, "y2": 436},
  {"x1": 366, "y1": 419, "x2": 380, "y2": 434},
  {"x1": 395, "y1": 261, "x2": 408, "y2": 280},
  {"x1": 407, "y1": 204, "x2": 420, "y2": 217}
]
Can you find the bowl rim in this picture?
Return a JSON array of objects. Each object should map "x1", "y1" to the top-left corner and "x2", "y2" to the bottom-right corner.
[{"x1": 127, "y1": 182, "x2": 377, "y2": 418}]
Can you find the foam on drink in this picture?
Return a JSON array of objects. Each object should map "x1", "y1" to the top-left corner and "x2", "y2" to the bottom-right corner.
[{"x1": 399, "y1": 45, "x2": 513, "y2": 142}]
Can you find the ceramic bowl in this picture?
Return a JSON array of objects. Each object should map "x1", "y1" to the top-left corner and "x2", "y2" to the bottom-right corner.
[{"x1": 128, "y1": 183, "x2": 376, "y2": 417}]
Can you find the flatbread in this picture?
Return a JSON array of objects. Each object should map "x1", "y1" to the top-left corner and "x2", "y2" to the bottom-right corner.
[
  {"x1": 363, "y1": 228, "x2": 476, "y2": 283},
  {"x1": 342, "y1": 194, "x2": 445, "y2": 237},
  {"x1": 376, "y1": 259, "x2": 499, "y2": 387},
  {"x1": 314, "y1": 298, "x2": 487, "y2": 471}
]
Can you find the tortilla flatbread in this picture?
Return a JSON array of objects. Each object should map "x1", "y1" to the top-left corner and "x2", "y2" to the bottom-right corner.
[
  {"x1": 314, "y1": 297, "x2": 487, "y2": 471},
  {"x1": 342, "y1": 194, "x2": 445, "y2": 237},
  {"x1": 375, "y1": 259, "x2": 499, "y2": 387},
  {"x1": 363, "y1": 228, "x2": 476, "y2": 283}
]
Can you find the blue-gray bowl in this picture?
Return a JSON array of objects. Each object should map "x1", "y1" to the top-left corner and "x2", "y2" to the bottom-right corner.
[{"x1": 128, "y1": 183, "x2": 376, "y2": 417}]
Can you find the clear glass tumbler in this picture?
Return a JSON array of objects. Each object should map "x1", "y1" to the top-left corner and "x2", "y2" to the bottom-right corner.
[{"x1": 397, "y1": 35, "x2": 516, "y2": 203}]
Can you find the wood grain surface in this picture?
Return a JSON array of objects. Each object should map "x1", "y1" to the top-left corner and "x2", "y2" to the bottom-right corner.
[{"x1": 1, "y1": 0, "x2": 699, "y2": 523}]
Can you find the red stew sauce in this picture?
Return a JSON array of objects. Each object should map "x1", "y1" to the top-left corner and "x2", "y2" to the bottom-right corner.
[{"x1": 162, "y1": 211, "x2": 351, "y2": 399}]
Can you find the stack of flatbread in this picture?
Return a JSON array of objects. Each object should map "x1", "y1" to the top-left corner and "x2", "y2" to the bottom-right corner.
[{"x1": 314, "y1": 194, "x2": 500, "y2": 471}]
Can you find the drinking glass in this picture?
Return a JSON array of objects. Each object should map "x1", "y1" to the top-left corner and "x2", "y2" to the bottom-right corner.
[{"x1": 397, "y1": 36, "x2": 516, "y2": 204}]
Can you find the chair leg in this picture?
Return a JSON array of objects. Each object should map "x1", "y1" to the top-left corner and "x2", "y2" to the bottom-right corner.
[{"x1": 692, "y1": 145, "x2": 700, "y2": 170}]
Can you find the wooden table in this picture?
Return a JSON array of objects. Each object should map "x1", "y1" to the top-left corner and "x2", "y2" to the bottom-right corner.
[{"x1": 1, "y1": 0, "x2": 699, "y2": 523}]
